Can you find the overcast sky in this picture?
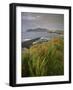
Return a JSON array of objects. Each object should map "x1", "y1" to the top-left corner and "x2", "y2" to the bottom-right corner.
[{"x1": 21, "y1": 12, "x2": 64, "y2": 32}]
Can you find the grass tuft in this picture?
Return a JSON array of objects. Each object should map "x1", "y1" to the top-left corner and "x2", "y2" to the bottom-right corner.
[{"x1": 22, "y1": 37, "x2": 64, "y2": 77}]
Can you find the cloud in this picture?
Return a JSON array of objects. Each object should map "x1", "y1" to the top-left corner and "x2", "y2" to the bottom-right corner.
[
  {"x1": 22, "y1": 15, "x2": 41, "y2": 20},
  {"x1": 22, "y1": 16, "x2": 36, "y2": 20}
]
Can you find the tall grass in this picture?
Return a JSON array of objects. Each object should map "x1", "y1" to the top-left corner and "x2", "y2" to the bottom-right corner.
[{"x1": 22, "y1": 37, "x2": 64, "y2": 77}]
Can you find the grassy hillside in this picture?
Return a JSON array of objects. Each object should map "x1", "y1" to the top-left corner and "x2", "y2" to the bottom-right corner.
[{"x1": 22, "y1": 37, "x2": 64, "y2": 77}]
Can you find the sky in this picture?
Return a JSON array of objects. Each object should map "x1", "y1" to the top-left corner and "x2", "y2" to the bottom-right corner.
[{"x1": 21, "y1": 12, "x2": 64, "y2": 33}]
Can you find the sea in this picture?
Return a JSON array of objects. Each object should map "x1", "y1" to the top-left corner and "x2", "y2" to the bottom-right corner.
[{"x1": 22, "y1": 31, "x2": 60, "y2": 42}]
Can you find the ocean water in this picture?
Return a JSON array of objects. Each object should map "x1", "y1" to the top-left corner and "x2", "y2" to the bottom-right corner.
[{"x1": 21, "y1": 31, "x2": 59, "y2": 42}]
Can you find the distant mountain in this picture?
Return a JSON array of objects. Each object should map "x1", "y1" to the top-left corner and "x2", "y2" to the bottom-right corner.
[
  {"x1": 26, "y1": 28, "x2": 49, "y2": 32},
  {"x1": 26, "y1": 28, "x2": 64, "y2": 35}
]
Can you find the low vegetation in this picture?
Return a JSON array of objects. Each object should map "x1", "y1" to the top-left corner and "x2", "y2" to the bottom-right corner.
[{"x1": 22, "y1": 37, "x2": 64, "y2": 77}]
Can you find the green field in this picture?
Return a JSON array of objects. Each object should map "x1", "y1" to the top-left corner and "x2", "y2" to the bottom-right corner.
[{"x1": 22, "y1": 37, "x2": 64, "y2": 77}]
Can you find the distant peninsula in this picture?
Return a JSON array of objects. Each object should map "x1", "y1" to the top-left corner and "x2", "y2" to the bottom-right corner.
[
  {"x1": 26, "y1": 27, "x2": 64, "y2": 34},
  {"x1": 26, "y1": 28, "x2": 49, "y2": 32}
]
